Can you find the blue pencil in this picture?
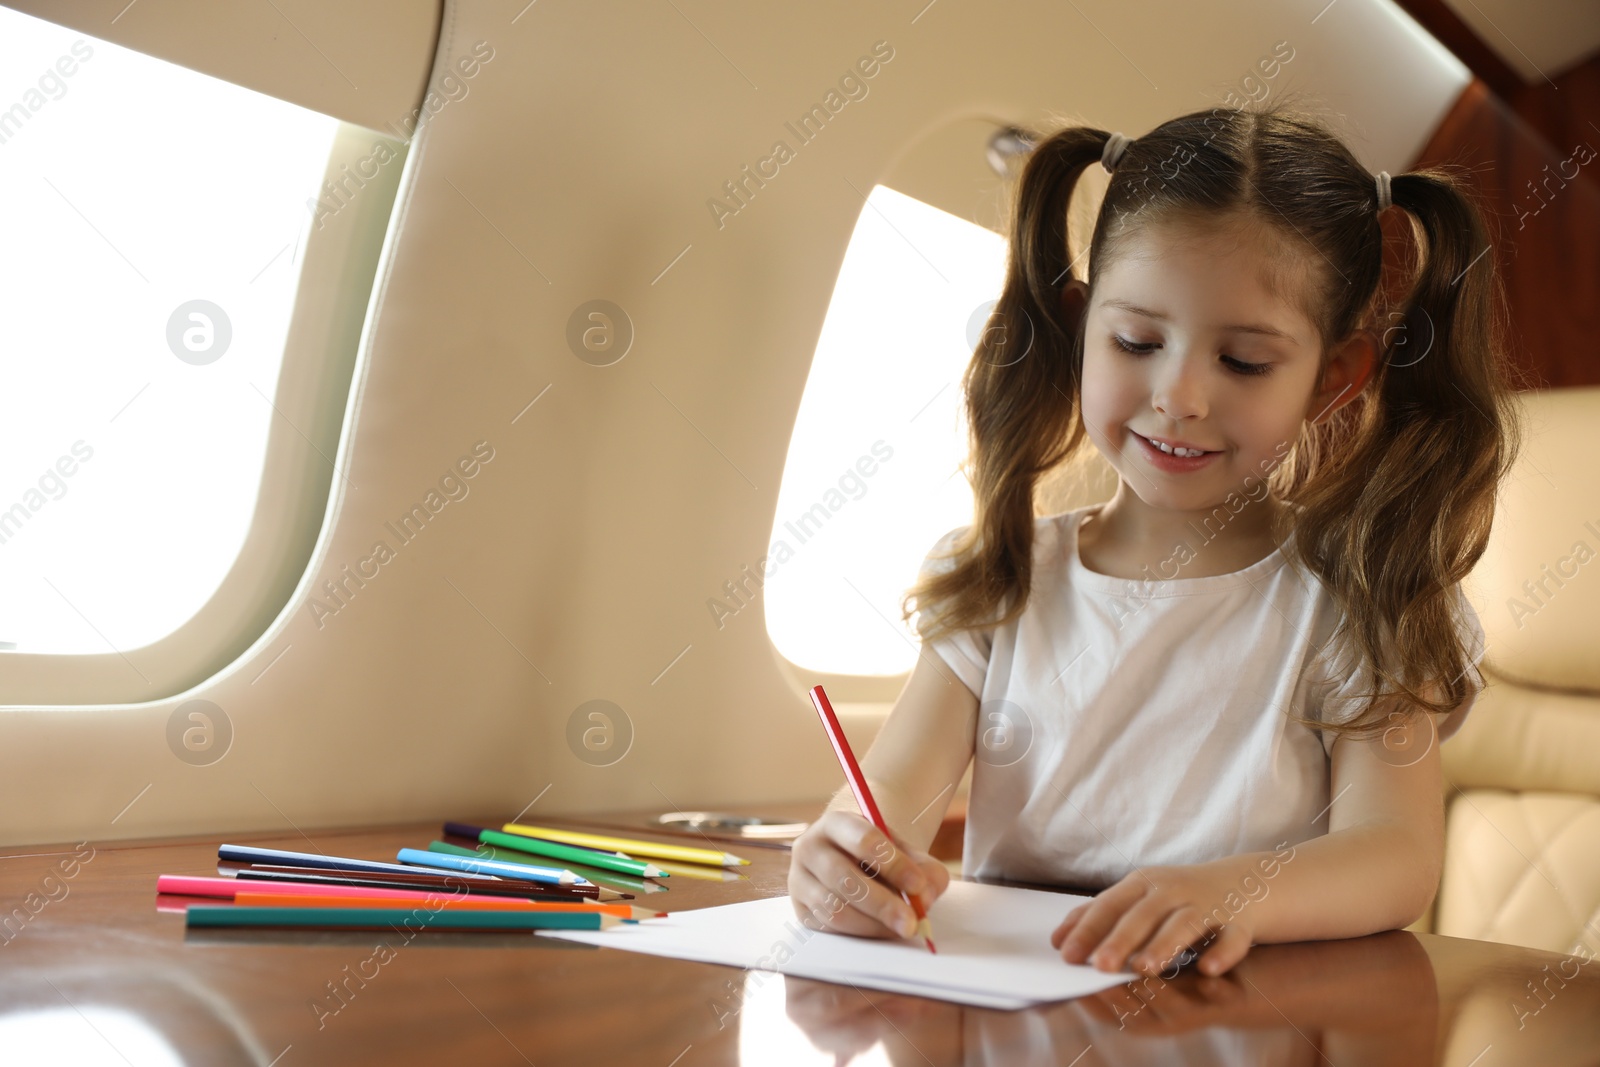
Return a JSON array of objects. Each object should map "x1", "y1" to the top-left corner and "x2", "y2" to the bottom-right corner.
[
  {"x1": 219, "y1": 843, "x2": 502, "y2": 881},
  {"x1": 396, "y1": 847, "x2": 589, "y2": 886}
]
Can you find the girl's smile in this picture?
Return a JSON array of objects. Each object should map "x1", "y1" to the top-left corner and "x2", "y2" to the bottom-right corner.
[{"x1": 1129, "y1": 429, "x2": 1223, "y2": 472}]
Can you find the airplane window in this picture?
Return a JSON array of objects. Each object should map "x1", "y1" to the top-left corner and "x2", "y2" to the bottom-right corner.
[
  {"x1": 764, "y1": 185, "x2": 1002, "y2": 676},
  {"x1": 0, "y1": 8, "x2": 338, "y2": 654}
]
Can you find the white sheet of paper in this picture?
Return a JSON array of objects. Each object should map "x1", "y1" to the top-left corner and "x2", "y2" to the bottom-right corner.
[{"x1": 538, "y1": 880, "x2": 1133, "y2": 1009}]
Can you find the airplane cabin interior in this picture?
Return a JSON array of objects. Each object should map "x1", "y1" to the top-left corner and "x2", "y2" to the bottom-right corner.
[{"x1": 1, "y1": 0, "x2": 1598, "y2": 1063}]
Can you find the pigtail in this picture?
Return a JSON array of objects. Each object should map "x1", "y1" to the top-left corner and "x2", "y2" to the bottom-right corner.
[
  {"x1": 902, "y1": 127, "x2": 1104, "y2": 640},
  {"x1": 1286, "y1": 168, "x2": 1519, "y2": 733}
]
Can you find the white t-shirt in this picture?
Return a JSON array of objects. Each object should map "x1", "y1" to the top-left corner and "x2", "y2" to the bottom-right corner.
[{"x1": 918, "y1": 505, "x2": 1485, "y2": 889}]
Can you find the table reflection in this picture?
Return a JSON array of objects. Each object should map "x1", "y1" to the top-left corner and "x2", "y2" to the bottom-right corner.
[
  {"x1": 0, "y1": 966, "x2": 273, "y2": 1067},
  {"x1": 778, "y1": 929, "x2": 1600, "y2": 1066}
]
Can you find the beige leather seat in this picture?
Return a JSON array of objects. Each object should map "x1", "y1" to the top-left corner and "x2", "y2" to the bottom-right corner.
[{"x1": 1437, "y1": 386, "x2": 1600, "y2": 956}]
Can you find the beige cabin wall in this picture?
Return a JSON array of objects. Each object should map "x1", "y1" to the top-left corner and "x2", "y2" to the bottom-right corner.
[{"x1": 0, "y1": 0, "x2": 1467, "y2": 844}]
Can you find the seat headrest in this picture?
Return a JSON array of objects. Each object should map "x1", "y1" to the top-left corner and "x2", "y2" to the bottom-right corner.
[{"x1": 1469, "y1": 386, "x2": 1600, "y2": 693}]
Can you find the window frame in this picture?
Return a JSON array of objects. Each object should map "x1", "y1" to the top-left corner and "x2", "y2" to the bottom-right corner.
[{"x1": 0, "y1": 123, "x2": 408, "y2": 706}]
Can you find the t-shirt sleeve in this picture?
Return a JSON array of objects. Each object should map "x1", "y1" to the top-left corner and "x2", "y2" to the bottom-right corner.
[
  {"x1": 1312, "y1": 584, "x2": 1487, "y2": 756},
  {"x1": 912, "y1": 526, "x2": 994, "y2": 698}
]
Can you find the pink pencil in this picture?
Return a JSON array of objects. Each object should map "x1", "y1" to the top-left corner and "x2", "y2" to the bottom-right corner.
[{"x1": 157, "y1": 875, "x2": 463, "y2": 902}]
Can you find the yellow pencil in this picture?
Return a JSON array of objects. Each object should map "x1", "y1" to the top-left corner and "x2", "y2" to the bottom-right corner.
[
  {"x1": 502, "y1": 822, "x2": 750, "y2": 868},
  {"x1": 649, "y1": 859, "x2": 745, "y2": 882}
]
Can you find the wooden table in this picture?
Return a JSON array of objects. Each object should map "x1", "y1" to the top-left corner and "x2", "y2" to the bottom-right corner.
[{"x1": 2, "y1": 807, "x2": 1597, "y2": 1066}]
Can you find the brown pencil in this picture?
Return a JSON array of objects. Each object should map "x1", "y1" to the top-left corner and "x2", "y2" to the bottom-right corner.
[{"x1": 230, "y1": 865, "x2": 629, "y2": 901}]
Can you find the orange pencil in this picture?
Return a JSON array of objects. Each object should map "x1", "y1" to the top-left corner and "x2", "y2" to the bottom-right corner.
[
  {"x1": 808, "y1": 684, "x2": 936, "y2": 953},
  {"x1": 232, "y1": 892, "x2": 662, "y2": 920}
]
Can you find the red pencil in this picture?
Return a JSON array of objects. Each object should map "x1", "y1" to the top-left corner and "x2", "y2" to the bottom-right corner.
[{"x1": 808, "y1": 684, "x2": 937, "y2": 953}]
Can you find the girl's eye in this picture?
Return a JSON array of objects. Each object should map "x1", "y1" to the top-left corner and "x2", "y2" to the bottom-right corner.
[
  {"x1": 1111, "y1": 336, "x2": 1157, "y2": 354},
  {"x1": 1111, "y1": 335, "x2": 1272, "y2": 376},
  {"x1": 1221, "y1": 355, "x2": 1271, "y2": 376}
]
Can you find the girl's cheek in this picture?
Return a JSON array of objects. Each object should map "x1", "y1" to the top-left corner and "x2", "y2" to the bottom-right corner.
[
  {"x1": 1078, "y1": 355, "x2": 1120, "y2": 428},
  {"x1": 1081, "y1": 379, "x2": 1137, "y2": 444},
  {"x1": 1079, "y1": 397, "x2": 1119, "y2": 455}
]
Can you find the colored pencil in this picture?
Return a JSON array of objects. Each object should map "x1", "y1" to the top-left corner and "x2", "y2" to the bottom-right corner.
[
  {"x1": 217, "y1": 844, "x2": 501, "y2": 882},
  {"x1": 396, "y1": 847, "x2": 587, "y2": 886},
  {"x1": 434, "y1": 840, "x2": 669, "y2": 895},
  {"x1": 501, "y1": 821, "x2": 750, "y2": 868},
  {"x1": 231, "y1": 866, "x2": 615, "y2": 901},
  {"x1": 649, "y1": 859, "x2": 744, "y2": 882},
  {"x1": 159, "y1": 874, "x2": 470, "y2": 901},
  {"x1": 157, "y1": 875, "x2": 655, "y2": 914},
  {"x1": 232, "y1": 892, "x2": 662, "y2": 919},
  {"x1": 184, "y1": 904, "x2": 620, "y2": 931},
  {"x1": 809, "y1": 684, "x2": 936, "y2": 953},
  {"x1": 444, "y1": 824, "x2": 643, "y2": 875},
  {"x1": 445, "y1": 822, "x2": 623, "y2": 857},
  {"x1": 557, "y1": 861, "x2": 667, "y2": 894},
  {"x1": 516, "y1": 816, "x2": 798, "y2": 851},
  {"x1": 442, "y1": 828, "x2": 669, "y2": 879}
]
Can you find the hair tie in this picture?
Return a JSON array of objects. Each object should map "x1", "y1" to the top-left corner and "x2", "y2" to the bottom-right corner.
[
  {"x1": 1374, "y1": 171, "x2": 1392, "y2": 213},
  {"x1": 1102, "y1": 132, "x2": 1132, "y2": 173}
]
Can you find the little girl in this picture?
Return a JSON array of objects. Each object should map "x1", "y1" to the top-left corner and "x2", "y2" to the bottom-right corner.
[{"x1": 788, "y1": 104, "x2": 1517, "y2": 978}]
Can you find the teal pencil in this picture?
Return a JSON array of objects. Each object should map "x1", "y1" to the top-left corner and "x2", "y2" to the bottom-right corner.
[{"x1": 185, "y1": 905, "x2": 621, "y2": 931}]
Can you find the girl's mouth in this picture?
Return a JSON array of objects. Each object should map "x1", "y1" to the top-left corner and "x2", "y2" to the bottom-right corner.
[{"x1": 1131, "y1": 431, "x2": 1221, "y2": 472}]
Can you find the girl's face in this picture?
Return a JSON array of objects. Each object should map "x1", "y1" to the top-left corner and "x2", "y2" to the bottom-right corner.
[{"x1": 1077, "y1": 215, "x2": 1338, "y2": 516}]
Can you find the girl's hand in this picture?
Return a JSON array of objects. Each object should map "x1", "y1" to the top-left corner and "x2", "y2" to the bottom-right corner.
[
  {"x1": 788, "y1": 810, "x2": 950, "y2": 940},
  {"x1": 1050, "y1": 860, "x2": 1257, "y2": 976}
]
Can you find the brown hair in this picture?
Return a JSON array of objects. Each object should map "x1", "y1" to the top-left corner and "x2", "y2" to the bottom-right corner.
[{"x1": 902, "y1": 103, "x2": 1519, "y2": 736}]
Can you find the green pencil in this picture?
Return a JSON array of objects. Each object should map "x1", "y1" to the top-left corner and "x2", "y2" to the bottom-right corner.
[
  {"x1": 453, "y1": 828, "x2": 670, "y2": 879},
  {"x1": 185, "y1": 905, "x2": 621, "y2": 931},
  {"x1": 429, "y1": 841, "x2": 665, "y2": 894}
]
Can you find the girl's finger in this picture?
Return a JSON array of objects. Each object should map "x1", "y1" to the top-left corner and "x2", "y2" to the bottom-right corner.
[
  {"x1": 1050, "y1": 904, "x2": 1088, "y2": 948},
  {"x1": 1057, "y1": 879, "x2": 1146, "y2": 964},
  {"x1": 1196, "y1": 922, "x2": 1252, "y2": 976},
  {"x1": 822, "y1": 814, "x2": 931, "y2": 902},
  {"x1": 811, "y1": 842, "x2": 920, "y2": 938},
  {"x1": 792, "y1": 870, "x2": 904, "y2": 939},
  {"x1": 1129, "y1": 907, "x2": 1205, "y2": 974},
  {"x1": 912, "y1": 853, "x2": 952, "y2": 905},
  {"x1": 1081, "y1": 888, "x2": 1174, "y2": 972}
]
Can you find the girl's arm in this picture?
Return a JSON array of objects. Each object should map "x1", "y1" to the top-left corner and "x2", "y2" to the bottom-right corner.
[
  {"x1": 1051, "y1": 704, "x2": 1448, "y2": 976},
  {"x1": 824, "y1": 652, "x2": 979, "y2": 852},
  {"x1": 788, "y1": 652, "x2": 978, "y2": 937}
]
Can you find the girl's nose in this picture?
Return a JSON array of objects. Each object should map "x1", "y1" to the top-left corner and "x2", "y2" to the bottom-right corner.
[{"x1": 1151, "y1": 352, "x2": 1208, "y2": 421}]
